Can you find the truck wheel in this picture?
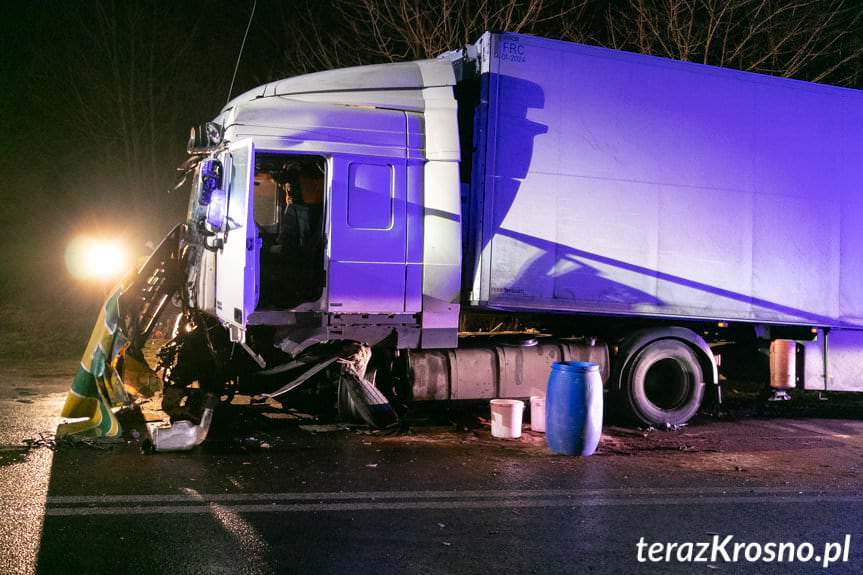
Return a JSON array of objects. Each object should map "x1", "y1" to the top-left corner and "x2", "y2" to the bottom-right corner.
[{"x1": 622, "y1": 339, "x2": 704, "y2": 427}]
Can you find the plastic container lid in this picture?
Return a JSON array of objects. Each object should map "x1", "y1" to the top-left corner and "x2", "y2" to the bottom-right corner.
[{"x1": 551, "y1": 361, "x2": 599, "y2": 373}]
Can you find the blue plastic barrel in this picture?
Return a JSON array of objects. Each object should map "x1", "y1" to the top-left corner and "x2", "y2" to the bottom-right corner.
[{"x1": 545, "y1": 361, "x2": 603, "y2": 456}]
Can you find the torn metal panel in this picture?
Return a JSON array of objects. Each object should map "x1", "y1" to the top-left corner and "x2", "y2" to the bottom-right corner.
[
  {"x1": 59, "y1": 287, "x2": 128, "y2": 439},
  {"x1": 61, "y1": 227, "x2": 183, "y2": 439},
  {"x1": 117, "y1": 225, "x2": 183, "y2": 350}
]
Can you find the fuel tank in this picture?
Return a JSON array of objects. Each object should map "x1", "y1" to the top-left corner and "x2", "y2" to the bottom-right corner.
[{"x1": 409, "y1": 339, "x2": 609, "y2": 401}]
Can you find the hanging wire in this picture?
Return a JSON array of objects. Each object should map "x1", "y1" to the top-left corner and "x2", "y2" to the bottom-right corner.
[{"x1": 225, "y1": 0, "x2": 258, "y2": 107}]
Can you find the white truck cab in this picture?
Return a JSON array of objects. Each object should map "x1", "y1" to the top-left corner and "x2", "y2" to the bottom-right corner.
[{"x1": 186, "y1": 59, "x2": 462, "y2": 355}]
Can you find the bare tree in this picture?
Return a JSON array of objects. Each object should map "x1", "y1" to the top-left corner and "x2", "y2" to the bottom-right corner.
[
  {"x1": 589, "y1": 0, "x2": 863, "y2": 85},
  {"x1": 270, "y1": 0, "x2": 862, "y2": 87},
  {"x1": 39, "y1": 1, "x2": 203, "y2": 219},
  {"x1": 269, "y1": 0, "x2": 582, "y2": 74}
]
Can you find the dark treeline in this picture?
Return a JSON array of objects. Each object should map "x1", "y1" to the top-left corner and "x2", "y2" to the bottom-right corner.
[{"x1": 1, "y1": 0, "x2": 861, "y2": 306}]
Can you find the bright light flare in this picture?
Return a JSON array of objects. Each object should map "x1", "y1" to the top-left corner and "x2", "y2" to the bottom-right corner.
[{"x1": 65, "y1": 235, "x2": 131, "y2": 282}]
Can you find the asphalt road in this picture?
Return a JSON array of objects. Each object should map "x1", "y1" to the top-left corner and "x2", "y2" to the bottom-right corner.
[{"x1": 2, "y1": 360, "x2": 863, "y2": 574}]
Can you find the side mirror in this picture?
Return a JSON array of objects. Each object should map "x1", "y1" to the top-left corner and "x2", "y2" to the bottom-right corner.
[
  {"x1": 187, "y1": 122, "x2": 224, "y2": 153},
  {"x1": 198, "y1": 159, "x2": 223, "y2": 206}
]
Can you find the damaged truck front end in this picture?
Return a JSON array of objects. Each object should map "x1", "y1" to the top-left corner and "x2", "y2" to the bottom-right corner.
[
  {"x1": 160, "y1": 60, "x2": 468, "y2": 434},
  {"x1": 62, "y1": 60, "x2": 463, "y2": 446},
  {"x1": 61, "y1": 49, "x2": 619, "y2": 451}
]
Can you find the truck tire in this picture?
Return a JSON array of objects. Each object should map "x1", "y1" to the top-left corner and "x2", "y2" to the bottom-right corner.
[{"x1": 622, "y1": 339, "x2": 704, "y2": 427}]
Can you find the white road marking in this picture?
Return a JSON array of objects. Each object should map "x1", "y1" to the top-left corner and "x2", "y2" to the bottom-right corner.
[
  {"x1": 0, "y1": 486, "x2": 849, "y2": 517},
  {"x1": 42, "y1": 494, "x2": 863, "y2": 517},
  {"x1": 41, "y1": 485, "x2": 860, "y2": 505}
]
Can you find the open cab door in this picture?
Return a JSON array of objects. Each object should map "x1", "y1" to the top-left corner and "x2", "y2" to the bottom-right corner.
[{"x1": 215, "y1": 138, "x2": 258, "y2": 342}]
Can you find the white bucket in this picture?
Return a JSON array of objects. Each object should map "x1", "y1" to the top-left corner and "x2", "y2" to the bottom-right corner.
[
  {"x1": 490, "y1": 399, "x2": 525, "y2": 439},
  {"x1": 530, "y1": 396, "x2": 546, "y2": 432}
]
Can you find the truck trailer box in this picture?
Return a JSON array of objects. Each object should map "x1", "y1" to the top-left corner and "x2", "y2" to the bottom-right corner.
[{"x1": 464, "y1": 32, "x2": 863, "y2": 328}]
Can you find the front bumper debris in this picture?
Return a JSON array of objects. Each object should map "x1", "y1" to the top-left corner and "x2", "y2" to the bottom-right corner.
[{"x1": 59, "y1": 226, "x2": 182, "y2": 440}]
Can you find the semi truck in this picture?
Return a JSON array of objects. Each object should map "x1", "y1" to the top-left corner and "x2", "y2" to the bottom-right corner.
[{"x1": 119, "y1": 32, "x2": 863, "y2": 438}]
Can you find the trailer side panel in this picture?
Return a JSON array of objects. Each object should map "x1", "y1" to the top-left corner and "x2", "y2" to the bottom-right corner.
[{"x1": 469, "y1": 32, "x2": 863, "y2": 328}]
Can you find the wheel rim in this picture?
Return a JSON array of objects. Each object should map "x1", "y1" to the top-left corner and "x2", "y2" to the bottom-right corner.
[{"x1": 643, "y1": 357, "x2": 690, "y2": 410}]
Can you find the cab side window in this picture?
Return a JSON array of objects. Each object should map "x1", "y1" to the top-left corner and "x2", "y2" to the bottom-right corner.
[{"x1": 348, "y1": 163, "x2": 393, "y2": 230}]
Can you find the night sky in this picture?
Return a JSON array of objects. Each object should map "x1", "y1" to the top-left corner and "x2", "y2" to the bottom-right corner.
[{"x1": 0, "y1": 1, "x2": 861, "y2": 350}]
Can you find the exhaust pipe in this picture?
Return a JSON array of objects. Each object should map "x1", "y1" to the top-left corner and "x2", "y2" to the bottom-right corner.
[{"x1": 147, "y1": 394, "x2": 217, "y2": 452}]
